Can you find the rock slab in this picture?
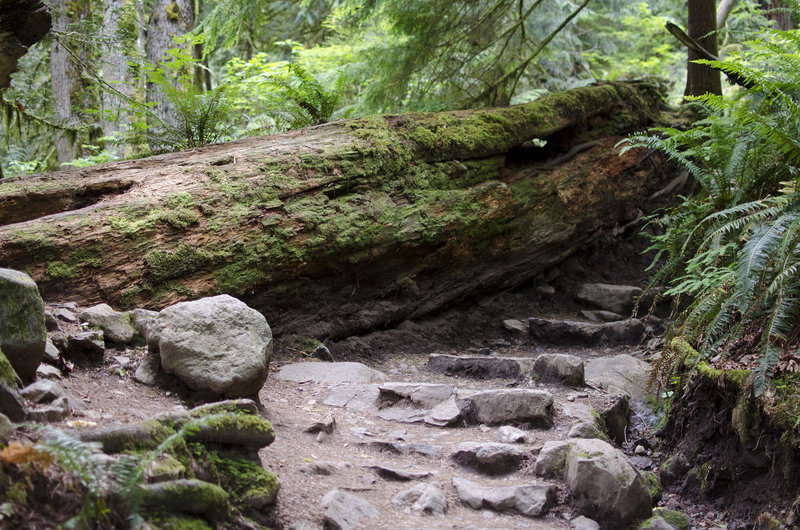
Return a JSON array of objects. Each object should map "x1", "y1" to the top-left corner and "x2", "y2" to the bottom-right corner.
[
  {"x1": 452, "y1": 477, "x2": 556, "y2": 517},
  {"x1": 0, "y1": 268, "x2": 46, "y2": 381},
  {"x1": 278, "y1": 362, "x2": 386, "y2": 384},
  {"x1": 457, "y1": 389, "x2": 554, "y2": 427},
  {"x1": 320, "y1": 490, "x2": 379, "y2": 530},
  {"x1": 532, "y1": 353, "x2": 585, "y2": 386},
  {"x1": 426, "y1": 354, "x2": 521, "y2": 380},
  {"x1": 152, "y1": 295, "x2": 272, "y2": 397}
]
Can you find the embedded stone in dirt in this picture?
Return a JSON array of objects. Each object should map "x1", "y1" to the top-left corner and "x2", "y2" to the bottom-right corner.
[
  {"x1": 532, "y1": 353, "x2": 585, "y2": 386},
  {"x1": 425, "y1": 354, "x2": 521, "y2": 379},
  {"x1": 457, "y1": 388, "x2": 554, "y2": 427},
  {"x1": 451, "y1": 441, "x2": 528, "y2": 474},
  {"x1": 277, "y1": 362, "x2": 387, "y2": 384},
  {"x1": 595, "y1": 393, "x2": 630, "y2": 445},
  {"x1": 529, "y1": 317, "x2": 644, "y2": 346},
  {"x1": 571, "y1": 515, "x2": 601, "y2": 530},
  {"x1": 320, "y1": 489, "x2": 379, "y2": 530},
  {"x1": 368, "y1": 465, "x2": 433, "y2": 481},
  {"x1": 151, "y1": 295, "x2": 272, "y2": 398},
  {"x1": 424, "y1": 395, "x2": 462, "y2": 426},
  {"x1": 497, "y1": 425, "x2": 534, "y2": 443},
  {"x1": 378, "y1": 382, "x2": 455, "y2": 409},
  {"x1": 576, "y1": 283, "x2": 642, "y2": 314},
  {"x1": 392, "y1": 483, "x2": 447, "y2": 516},
  {"x1": 0, "y1": 268, "x2": 46, "y2": 382},
  {"x1": 79, "y1": 303, "x2": 136, "y2": 344},
  {"x1": 365, "y1": 440, "x2": 443, "y2": 457},
  {"x1": 20, "y1": 380, "x2": 66, "y2": 403},
  {"x1": 503, "y1": 319, "x2": 527, "y2": 334},
  {"x1": 67, "y1": 330, "x2": 105, "y2": 359},
  {"x1": 451, "y1": 477, "x2": 557, "y2": 517},
  {"x1": 580, "y1": 309, "x2": 625, "y2": 323},
  {"x1": 0, "y1": 383, "x2": 25, "y2": 422},
  {"x1": 584, "y1": 354, "x2": 652, "y2": 403}
]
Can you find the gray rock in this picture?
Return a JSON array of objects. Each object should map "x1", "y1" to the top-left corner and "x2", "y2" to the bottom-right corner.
[
  {"x1": 141, "y1": 479, "x2": 230, "y2": 522},
  {"x1": 565, "y1": 438, "x2": 652, "y2": 527},
  {"x1": 67, "y1": 330, "x2": 105, "y2": 358},
  {"x1": 0, "y1": 268, "x2": 46, "y2": 382},
  {"x1": 369, "y1": 465, "x2": 432, "y2": 481},
  {"x1": 313, "y1": 343, "x2": 333, "y2": 361},
  {"x1": 533, "y1": 440, "x2": 571, "y2": 477},
  {"x1": 44, "y1": 310, "x2": 60, "y2": 331},
  {"x1": 497, "y1": 425, "x2": 533, "y2": 444},
  {"x1": 27, "y1": 395, "x2": 70, "y2": 422},
  {"x1": 529, "y1": 317, "x2": 645, "y2": 346},
  {"x1": 323, "y1": 384, "x2": 381, "y2": 412},
  {"x1": 300, "y1": 461, "x2": 340, "y2": 476},
  {"x1": 51, "y1": 307, "x2": 77, "y2": 323},
  {"x1": 426, "y1": 354, "x2": 521, "y2": 380},
  {"x1": 392, "y1": 483, "x2": 447, "y2": 516},
  {"x1": 424, "y1": 395, "x2": 462, "y2": 426},
  {"x1": 571, "y1": 515, "x2": 601, "y2": 530},
  {"x1": 379, "y1": 382, "x2": 455, "y2": 409},
  {"x1": 568, "y1": 421, "x2": 599, "y2": 439},
  {"x1": 153, "y1": 295, "x2": 272, "y2": 397},
  {"x1": 585, "y1": 354, "x2": 652, "y2": 403},
  {"x1": 305, "y1": 412, "x2": 336, "y2": 434},
  {"x1": 596, "y1": 393, "x2": 630, "y2": 445},
  {"x1": 134, "y1": 355, "x2": 161, "y2": 386},
  {"x1": 146, "y1": 454, "x2": 185, "y2": 483},
  {"x1": 0, "y1": 412, "x2": 14, "y2": 444},
  {"x1": 126, "y1": 308, "x2": 158, "y2": 341},
  {"x1": 20, "y1": 380, "x2": 65, "y2": 403},
  {"x1": 79, "y1": 304, "x2": 136, "y2": 344},
  {"x1": 580, "y1": 310, "x2": 624, "y2": 323},
  {"x1": 320, "y1": 490, "x2": 379, "y2": 530},
  {"x1": 532, "y1": 353, "x2": 585, "y2": 386},
  {"x1": 367, "y1": 441, "x2": 443, "y2": 457},
  {"x1": 49, "y1": 331, "x2": 68, "y2": 352},
  {"x1": 0, "y1": 383, "x2": 25, "y2": 422},
  {"x1": 36, "y1": 363, "x2": 62, "y2": 380},
  {"x1": 576, "y1": 283, "x2": 642, "y2": 315},
  {"x1": 277, "y1": 362, "x2": 386, "y2": 384},
  {"x1": 503, "y1": 319, "x2": 526, "y2": 334},
  {"x1": 452, "y1": 477, "x2": 556, "y2": 517},
  {"x1": 43, "y1": 338, "x2": 61, "y2": 364},
  {"x1": 457, "y1": 389, "x2": 554, "y2": 427},
  {"x1": 536, "y1": 284, "x2": 556, "y2": 296},
  {"x1": 452, "y1": 442, "x2": 527, "y2": 474}
]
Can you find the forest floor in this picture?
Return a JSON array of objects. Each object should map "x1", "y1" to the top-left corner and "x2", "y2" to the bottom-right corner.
[{"x1": 31, "y1": 242, "x2": 754, "y2": 529}]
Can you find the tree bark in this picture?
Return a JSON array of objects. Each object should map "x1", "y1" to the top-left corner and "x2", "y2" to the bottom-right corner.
[
  {"x1": 145, "y1": 0, "x2": 194, "y2": 131},
  {"x1": 685, "y1": 0, "x2": 722, "y2": 98},
  {"x1": 717, "y1": 0, "x2": 737, "y2": 28},
  {"x1": 0, "y1": 81, "x2": 669, "y2": 339},
  {"x1": 49, "y1": 0, "x2": 80, "y2": 163},
  {"x1": 100, "y1": 0, "x2": 133, "y2": 150},
  {"x1": 761, "y1": 0, "x2": 794, "y2": 30}
]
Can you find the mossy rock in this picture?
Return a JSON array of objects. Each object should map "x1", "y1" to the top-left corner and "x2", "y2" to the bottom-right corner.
[
  {"x1": 652, "y1": 508, "x2": 689, "y2": 530},
  {"x1": 0, "y1": 268, "x2": 46, "y2": 382},
  {"x1": 148, "y1": 515, "x2": 213, "y2": 530},
  {"x1": 641, "y1": 470, "x2": 662, "y2": 504},
  {"x1": 141, "y1": 479, "x2": 229, "y2": 522},
  {"x1": 0, "y1": 346, "x2": 19, "y2": 388}
]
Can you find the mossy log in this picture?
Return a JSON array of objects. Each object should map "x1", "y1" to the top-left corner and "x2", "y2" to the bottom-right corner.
[{"x1": 0, "y1": 81, "x2": 667, "y2": 339}]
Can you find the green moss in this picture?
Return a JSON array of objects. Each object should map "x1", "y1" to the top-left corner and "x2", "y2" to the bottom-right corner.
[
  {"x1": 45, "y1": 246, "x2": 101, "y2": 280},
  {"x1": 0, "y1": 346, "x2": 18, "y2": 387},
  {"x1": 149, "y1": 515, "x2": 212, "y2": 530},
  {"x1": 296, "y1": 337, "x2": 322, "y2": 353},
  {"x1": 145, "y1": 243, "x2": 212, "y2": 283},
  {"x1": 652, "y1": 508, "x2": 689, "y2": 530},
  {"x1": 165, "y1": 2, "x2": 180, "y2": 21},
  {"x1": 640, "y1": 470, "x2": 662, "y2": 503}
]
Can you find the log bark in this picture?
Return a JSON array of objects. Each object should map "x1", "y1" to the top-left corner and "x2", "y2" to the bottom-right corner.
[{"x1": 0, "y1": 81, "x2": 667, "y2": 340}]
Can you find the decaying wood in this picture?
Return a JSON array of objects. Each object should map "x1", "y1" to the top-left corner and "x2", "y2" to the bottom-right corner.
[{"x1": 0, "y1": 81, "x2": 669, "y2": 340}]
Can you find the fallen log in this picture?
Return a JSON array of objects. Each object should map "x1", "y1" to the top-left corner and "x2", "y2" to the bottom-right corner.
[{"x1": 0, "y1": 81, "x2": 667, "y2": 339}]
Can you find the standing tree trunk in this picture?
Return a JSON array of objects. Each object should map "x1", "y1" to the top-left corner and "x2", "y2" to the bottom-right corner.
[
  {"x1": 100, "y1": 0, "x2": 133, "y2": 153},
  {"x1": 761, "y1": 0, "x2": 794, "y2": 30},
  {"x1": 685, "y1": 0, "x2": 722, "y2": 98},
  {"x1": 145, "y1": 0, "x2": 194, "y2": 132},
  {"x1": 49, "y1": 0, "x2": 80, "y2": 164},
  {"x1": 717, "y1": 0, "x2": 737, "y2": 28}
]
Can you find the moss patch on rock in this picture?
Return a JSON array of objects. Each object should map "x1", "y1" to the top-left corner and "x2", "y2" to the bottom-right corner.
[{"x1": 0, "y1": 346, "x2": 18, "y2": 387}]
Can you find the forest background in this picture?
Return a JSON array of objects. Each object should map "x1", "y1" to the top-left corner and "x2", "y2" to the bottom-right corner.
[{"x1": 0, "y1": 0, "x2": 783, "y2": 176}]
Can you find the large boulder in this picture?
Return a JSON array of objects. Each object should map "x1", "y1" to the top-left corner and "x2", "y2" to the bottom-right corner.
[
  {"x1": 575, "y1": 283, "x2": 642, "y2": 315},
  {"x1": 0, "y1": 268, "x2": 46, "y2": 381},
  {"x1": 151, "y1": 295, "x2": 272, "y2": 397},
  {"x1": 534, "y1": 438, "x2": 652, "y2": 528},
  {"x1": 584, "y1": 354, "x2": 652, "y2": 403},
  {"x1": 532, "y1": 353, "x2": 585, "y2": 386},
  {"x1": 79, "y1": 303, "x2": 136, "y2": 344}
]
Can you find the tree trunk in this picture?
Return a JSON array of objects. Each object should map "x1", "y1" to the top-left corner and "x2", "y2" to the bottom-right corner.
[
  {"x1": 49, "y1": 0, "x2": 80, "y2": 164},
  {"x1": 0, "y1": 81, "x2": 669, "y2": 340},
  {"x1": 761, "y1": 0, "x2": 794, "y2": 30},
  {"x1": 0, "y1": 0, "x2": 51, "y2": 88},
  {"x1": 144, "y1": 0, "x2": 194, "y2": 131},
  {"x1": 717, "y1": 0, "x2": 737, "y2": 28},
  {"x1": 685, "y1": 0, "x2": 722, "y2": 98},
  {"x1": 100, "y1": 0, "x2": 133, "y2": 150}
]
